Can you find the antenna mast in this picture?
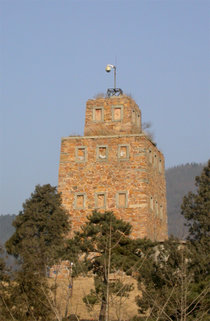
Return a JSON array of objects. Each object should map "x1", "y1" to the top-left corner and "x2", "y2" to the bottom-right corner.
[{"x1": 105, "y1": 64, "x2": 123, "y2": 97}]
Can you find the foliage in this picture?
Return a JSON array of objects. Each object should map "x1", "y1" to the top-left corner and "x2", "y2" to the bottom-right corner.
[
  {"x1": 0, "y1": 246, "x2": 8, "y2": 283},
  {"x1": 142, "y1": 122, "x2": 156, "y2": 145},
  {"x1": 6, "y1": 184, "x2": 70, "y2": 271},
  {"x1": 93, "y1": 92, "x2": 106, "y2": 99},
  {"x1": 181, "y1": 160, "x2": 210, "y2": 244},
  {"x1": 136, "y1": 162, "x2": 210, "y2": 320},
  {"x1": 2, "y1": 184, "x2": 71, "y2": 321},
  {"x1": 0, "y1": 163, "x2": 205, "y2": 245},
  {"x1": 181, "y1": 160, "x2": 210, "y2": 319},
  {"x1": 136, "y1": 238, "x2": 209, "y2": 321},
  {"x1": 0, "y1": 266, "x2": 53, "y2": 321},
  {"x1": 181, "y1": 160, "x2": 210, "y2": 284},
  {"x1": 68, "y1": 211, "x2": 153, "y2": 321}
]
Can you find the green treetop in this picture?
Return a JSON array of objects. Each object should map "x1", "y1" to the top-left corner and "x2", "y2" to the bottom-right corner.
[
  {"x1": 3, "y1": 184, "x2": 71, "y2": 321},
  {"x1": 6, "y1": 184, "x2": 70, "y2": 272},
  {"x1": 181, "y1": 159, "x2": 210, "y2": 245}
]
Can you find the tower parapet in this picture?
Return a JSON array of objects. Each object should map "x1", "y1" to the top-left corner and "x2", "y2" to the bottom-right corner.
[{"x1": 84, "y1": 96, "x2": 141, "y2": 136}]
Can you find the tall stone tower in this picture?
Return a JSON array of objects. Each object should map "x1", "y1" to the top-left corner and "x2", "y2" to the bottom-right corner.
[{"x1": 58, "y1": 94, "x2": 168, "y2": 241}]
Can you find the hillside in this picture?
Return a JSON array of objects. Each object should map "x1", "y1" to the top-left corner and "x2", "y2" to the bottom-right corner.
[
  {"x1": 0, "y1": 163, "x2": 206, "y2": 245},
  {"x1": 0, "y1": 214, "x2": 16, "y2": 265},
  {"x1": 166, "y1": 163, "x2": 204, "y2": 238},
  {"x1": 0, "y1": 214, "x2": 16, "y2": 246}
]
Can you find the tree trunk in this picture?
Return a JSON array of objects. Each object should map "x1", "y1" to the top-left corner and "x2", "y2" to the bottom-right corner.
[{"x1": 99, "y1": 296, "x2": 107, "y2": 321}]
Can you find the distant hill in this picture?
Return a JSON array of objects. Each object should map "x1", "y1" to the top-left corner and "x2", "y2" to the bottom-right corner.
[
  {"x1": 166, "y1": 163, "x2": 204, "y2": 238},
  {"x1": 0, "y1": 163, "x2": 206, "y2": 246},
  {"x1": 0, "y1": 214, "x2": 16, "y2": 266},
  {"x1": 0, "y1": 214, "x2": 16, "y2": 246}
]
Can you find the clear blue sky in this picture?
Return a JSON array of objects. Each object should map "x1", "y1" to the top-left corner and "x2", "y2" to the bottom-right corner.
[{"x1": 0, "y1": 0, "x2": 209, "y2": 214}]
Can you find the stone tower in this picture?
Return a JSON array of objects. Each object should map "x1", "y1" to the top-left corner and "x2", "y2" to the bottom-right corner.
[{"x1": 58, "y1": 95, "x2": 168, "y2": 241}]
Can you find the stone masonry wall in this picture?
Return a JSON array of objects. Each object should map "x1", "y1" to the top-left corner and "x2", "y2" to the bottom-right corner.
[
  {"x1": 84, "y1": 96, "x2": 141, "y2": 136},
  {"x1": 58, "y1": 95, "x2": 168, "y2": 241},
  {"x1": 58, "y1": 134, "x2": 167, "y2": 240}
]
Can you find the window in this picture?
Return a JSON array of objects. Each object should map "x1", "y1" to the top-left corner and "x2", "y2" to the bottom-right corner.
[
  {"x1": 159, "y1": 159, "x2": 162, "y2": 173},
  {"x1": 137, "y1": 114, "x2": 141, "y2": 127},
  {"x1": 154, "y1": 154, "x2": 157, "y2": 167},
  {"x1": 116, "y1": 192, "x2": 128, "y2": 208},
  {"x1": 97, "y1": 145, "x2": 108, "y2": 161},
  {"x1": 149, "y1": 150, "x2": 152, "y2": 164},
  {"x1": 74, "y1": 193, "x2": 86, "y2": 209},
  {"x1": 150, "y1": 196, "x2": 153, "y2": 210},
  {"x1": 95, "y1": 192, "x2": 106, "y2": 209},
  {"x1": 155, "y1": 201, "x2": 159, "y2": 217},
  {"x1": 93, "y1": 107, "x2": 104, "y2": 122},
  {"x1": 75, "y1": 146, "x2": 87, "y2": 162},
  {"x1": 132, "y1": 110, "x2": 136, "y2": 123},
  {"x1": 118, "y1": 144, "x2": 129, "y2": 160},
  {"x1": 112, "y1": 105, "x2": 123, "y2": 121}
]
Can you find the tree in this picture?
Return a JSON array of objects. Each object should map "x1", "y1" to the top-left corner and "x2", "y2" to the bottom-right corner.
[
  {"x1": 135, "y1": 161, "x2": 210, "y2": 321},
  {"x1": 0, "y1": 246, "x2": 7, "y2": 283},
  {"x1": 136, "y1": 238, "x2": 210, "y2": 321},
  {"x1": 67, "y1": 211, "x2": 152, "y2": 321},
  {"x1": 0, "y1": 246, "x2": 14, "y2": 320},
  {"x1": 6, "y1": 184, "x2": 70, "y2": 272},
  {"x1": 4, "y1": 184, "x2": 71, "y2": 321},
  {"x1": 181, "y1": 160, "x2": 210, "y2": 319},
  {"x1": 181, "y1": 160, "x2": 210, "y2": 244},
  {"x1": 0, "y1": 267, "x2": 53, "y2": 321}
]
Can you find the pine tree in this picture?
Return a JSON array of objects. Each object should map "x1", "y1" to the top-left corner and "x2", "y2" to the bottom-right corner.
[
  {"x1": 6, "y1": 184, "x2": 70, "y2": 271},
  {"x1": 181, "y1": 160, "x2": 210, "y2": 244},
  {"x1": 4, "y1": 184, "x2": 71, "y2": 321},
  {"x1": 181, "y1": 160, "x2": 210, "y2": 320},
  {"x1": 68, "y1": 211, "x2": 152, "y2": 321}
]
